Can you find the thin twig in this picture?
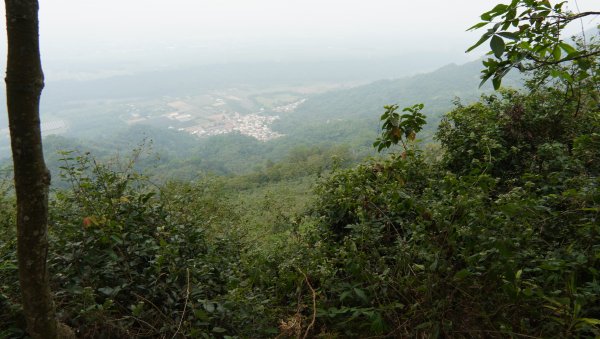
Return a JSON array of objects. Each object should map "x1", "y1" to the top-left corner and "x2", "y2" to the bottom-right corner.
[
  {"x1": 172, "y1": 268, "x2": 191, "y2": 339},
  {"x1": 297, "y1": 268, "x2": 317, "y2": 339},
  {"x1": 132, "y1": 292, "x2": 171, "y2": 323},
  {"x1": 109, "y1": 316, "x2": 159, "y2": 335}
]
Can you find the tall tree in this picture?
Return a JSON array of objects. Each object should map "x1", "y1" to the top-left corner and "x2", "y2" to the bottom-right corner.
[{"x1": 4, "y1": 1, "x2": 68, "y2": 337}]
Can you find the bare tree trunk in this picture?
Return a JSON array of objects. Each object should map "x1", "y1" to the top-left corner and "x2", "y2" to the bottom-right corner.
[{"x1": 4, "y1": 0, "x2": 59, "y2": 337}]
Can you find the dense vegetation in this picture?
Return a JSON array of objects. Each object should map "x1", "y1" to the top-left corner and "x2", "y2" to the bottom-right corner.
[
  {"x1": 1, "y1": 3, "x2": 599, "y2": 336},
  {"x1": 2, "y1": 69, "x2": 599, "y2": 337}
]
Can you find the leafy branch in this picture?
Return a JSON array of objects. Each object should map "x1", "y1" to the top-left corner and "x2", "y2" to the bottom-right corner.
[
  {"x1": 373, "y1": 104, "x2": 426, "y2": 153},
  {"x1": 466, "y1": 0, "x2": 600, "y2": 89}
]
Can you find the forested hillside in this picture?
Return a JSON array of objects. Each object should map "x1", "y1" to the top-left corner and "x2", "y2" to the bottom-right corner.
[
  {"x1": 1, "y1": 0, "x2": 599, "y2": 338},
  {"x1": 284, "y1": 60, "x2": 518, "y2": 121}
]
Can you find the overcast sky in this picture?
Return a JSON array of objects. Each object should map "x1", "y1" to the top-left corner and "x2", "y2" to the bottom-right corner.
[{"x1": 0, "y1": 0, "x2": 598, "y2": 76}]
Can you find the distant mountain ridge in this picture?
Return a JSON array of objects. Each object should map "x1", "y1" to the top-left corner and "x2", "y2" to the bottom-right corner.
[{"x1": 281, "y1": 59, "x2": 522, "y2": 130}]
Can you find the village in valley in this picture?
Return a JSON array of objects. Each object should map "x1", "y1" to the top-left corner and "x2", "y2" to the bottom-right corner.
[
  {"x1": 118, "y1": 92, "x2": 307, "y2": 142},
  {"x1": 1, "y1": 84, "x2": 336, "y2": 156}
]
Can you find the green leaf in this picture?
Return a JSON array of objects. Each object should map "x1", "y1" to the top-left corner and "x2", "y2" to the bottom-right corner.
[
  {"x1": 203, "y1": 301, "x2": 215, "y2": 312},
  {"x1": 467, "y1": 22, "x2": 489, "y2": 31},
  {"x1": 575, "y1": 58, "x2": 592, "y2": 70},
  {"x1": 98, "y1": 287, "x2": 114, "y2": 296},
  {"x1": 340, "y1": 290, "x2": 352, "y2": 301},
  {"x1": 559, "y1": 42, "x2": 576, "y2": 55},
  {"x1": 549, "y1": 69, "x2": 573, "y2": 82},
  {"x1": 481, "y1": 12, "x2": 493, "y2": 21},
  {"x1": 0, "y1": 262, "x2": 17, "y2": 271},
  {"x1": 453, "y1": 269, "x2": 471, "y2": 280},
  {"x1": 110, "y1": 235, "x2": 123, "y2": 245},
  {"x1": 552, "y1": 44, "x2": 562, "y2": 61},
  {"x1": 354, "y1": 288, "x2": 368, "y2": 303},
  {"x1": 479, "y1": 71, "x2": 494, "y2": 88},
  {"x1": 506, "y1": 8, "x2": 517, "y2": 20},
  {"x1": 466, "y1": 32, "x2": 492, "y2": 52},
  {"x1": 212, "y1": 327, "x2": 227, "y2": 333},
  {"x1": 497, "y1": 31, "x2": 519, "y2": 41},
  {"x1": 579, "y1": 318, "x2": 600, "y2": 326},
  {"x1": 490, "y1": 3, "x2": 509, "y2": 14},
  {"x1": 490, "y1": 35, "x2": 506, "y2": 58},
  {"x1": 492, "y1": 76, "x2": 502, "y2": 90},
  {"x1": 370, "y1": 313, "x2": 385, "y2": 333}
]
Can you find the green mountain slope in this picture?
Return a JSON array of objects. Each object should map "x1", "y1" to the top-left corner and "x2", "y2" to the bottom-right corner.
[{"x1": 276, "y1": 60, "x2": 521, "y2": 134}]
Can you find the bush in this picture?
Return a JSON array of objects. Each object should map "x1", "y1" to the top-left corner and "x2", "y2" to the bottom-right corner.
[
  {"x1": 256, "y1": 88, "x2": 600, "y2": 337},
  {"x1": 0, "y1": 150, "x2": 246, "y2": 338}
]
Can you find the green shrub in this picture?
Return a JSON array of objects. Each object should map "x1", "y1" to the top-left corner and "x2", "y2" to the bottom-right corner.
[
  {"x1": 260, "y1": 89, "x2": 600, "y2": 337},
  {"x1": 44, "y1": 151, "x2": 245, "y2": 337}
]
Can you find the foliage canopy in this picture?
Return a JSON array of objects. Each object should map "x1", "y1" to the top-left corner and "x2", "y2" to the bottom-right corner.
[{"x1": 467, "y1": 0, "x2": 600, "y2": 88}]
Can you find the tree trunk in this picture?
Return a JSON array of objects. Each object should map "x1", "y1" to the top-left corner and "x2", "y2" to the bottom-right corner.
[{"x1": 4, "y1": 0, "x2": 59, "y2": 337}]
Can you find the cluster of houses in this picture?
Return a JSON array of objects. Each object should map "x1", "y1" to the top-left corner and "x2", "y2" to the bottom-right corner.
[
  {"x1": 122, "y1": 95, "x2": 305, "y2": 142},
  {"x1": 178, "y1": 112, "x2": 283, "y2": 141}
]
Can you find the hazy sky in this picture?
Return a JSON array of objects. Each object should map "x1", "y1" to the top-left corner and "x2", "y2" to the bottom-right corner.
[{"x1": 0, "y1": 0, "x2": 598, "y2": 76}]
